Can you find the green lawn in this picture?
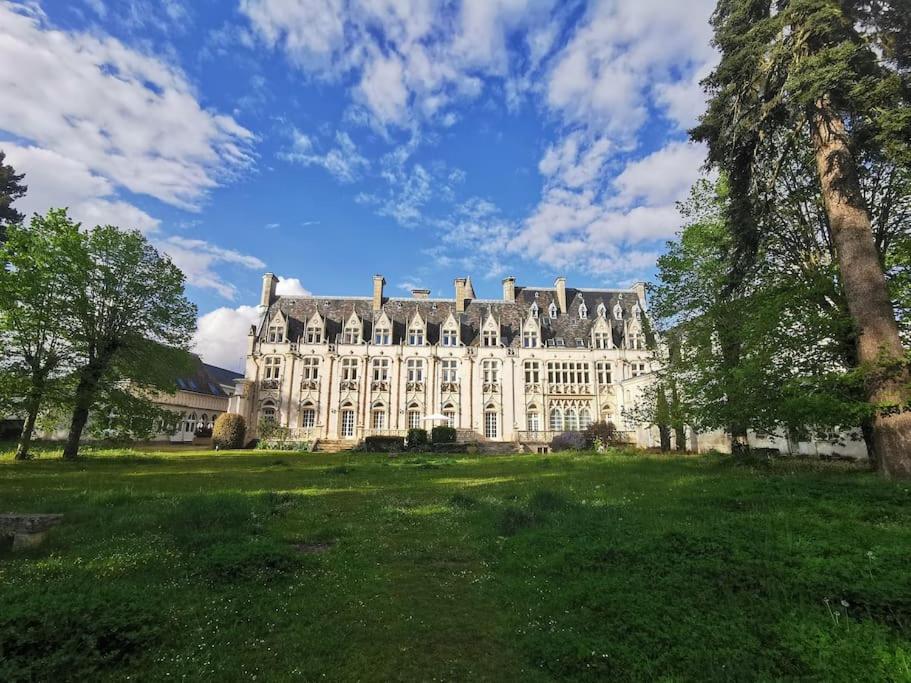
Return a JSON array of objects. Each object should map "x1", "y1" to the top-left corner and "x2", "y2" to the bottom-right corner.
[{"x1": 1, "y1": 448, "x2": 910, "y2": 681}]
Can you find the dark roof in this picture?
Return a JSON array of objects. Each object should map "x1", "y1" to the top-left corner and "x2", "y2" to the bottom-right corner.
[
  {"x1": 176, "y1": 358, "x2": 243, "y2": 397},
  {"x1": 262, "y1": 285, "x2": 645, "y2": 349}
]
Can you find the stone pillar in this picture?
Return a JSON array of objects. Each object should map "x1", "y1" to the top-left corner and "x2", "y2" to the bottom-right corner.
[
  {"x1": 372, "y1": 275, "x2": 385, "y2": 311},
  {"x1": 261, "y1": 272, "x2": 277, "y2": 308}
]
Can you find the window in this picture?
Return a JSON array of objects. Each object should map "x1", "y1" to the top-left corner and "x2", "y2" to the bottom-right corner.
[
  {"x1": 441, "y1": 359, "x2": 458, "y2": 383},
  {"x1": 630, "y1": 334, "x2": 646, "y2": 350},
  {"x1": 406, "y1": 359, "x2": 424, "y2": 382},
  {"x1": 531, "y1": 302, "x2": 539, "y2": 318},
  {"x1": 546, "y1": 361, "x2": 591, "y2": 386},
  {"x1": 264, "y1": 356, "x2": 282, "y2": 380},
  {"x1": 343, "y1": 324, "x2": 360, "y2": 344},
  {"x1": 374, "y1": 327, "x2": 390, "y2": 345},
  {"x1": 301, "y1": 357, "x2": 320, "y2": 381},
  {"x1": 565, "y1": 408, "x2": 579, "y2": 431},
  {"x1": 408, "y1": 327, "x2": 424, "y2": 345},
  {"x1": 482, "y1": 360, "x2": 499, "y2": 384},
  {"x1": 306, "y1": 324, "x2": 322, "y2": 344},
  {"x1": 524, "y1": 361, "x2": 540, "y2": 384},
  {"x1": 549, "y1": 302, "x2": 558, "y2": 318},
  {"x1": 579, "y1": 408, "x2": 592, "y2": 430},
  {"x1": 340, "y1": 409, "x2": 355, "y2": 437},
  {"x1": 482, "y1": 329, "x2": 498, "y2": 347},
  {"x1": 579, "y1": 302, "x2": 588, "y2": 319},
  {"x1": 593, "y1": 331, "x2": 610, "y2": 349},
  {"x1": 261, "y1": 401, "x2": 276, "y2": 422},
  {"x1": 550, "y1": 407, "x2": 563, "y2": 431},
  {"x1": 443, "y1": 405, "x2": 456, "y2": 428},
  {"x1": 596, "y1": 362, "x2": 612, "y2": 386},
  {"x1": 597, "y1": 303, "x2": 606, "y2": 318},
  {"x1": 408, "y1": 407, "x2": 422, "y2": 430},
  {"x1": 484, "y1": 409, "x2": 498, "y2": 439},
  {"x1": 301, "y1": 407, "x2": 316, "y2": 428},
  {"x1": 372, "y1": 358, "x2": 390, "y2": 382},
  {"x1": 631, "y1": 362, "x2": 648, "y2": 378},
  {"x1": 267, "y1": 324, "x2": 284, "y2": 343},
  {"x1": 522, "y1": 330, "x2": 538, "y2": 348},
  {"x1": 341, "y1": 357, "x2": 358, "y2": 381},
  {"x1": 372, "y1": 408, "x2": 386, "y2": 430},
  {"x1": 199, "y1": 413, "x2": 208, "y2": 430},
  {"x1": 442, "y1": 328, "x2": 458, "y2": 346},
  {"x1": 526, "y1": 409, "x2": 540, "y2": 432}
]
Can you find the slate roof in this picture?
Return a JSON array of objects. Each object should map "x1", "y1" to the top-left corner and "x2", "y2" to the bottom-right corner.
[
  {"x1": 175, "y1": 357, "x2": 243, "y2": 397},
  {"x1": 261, "y1": 284, "x2": 645, "y2": 349}
]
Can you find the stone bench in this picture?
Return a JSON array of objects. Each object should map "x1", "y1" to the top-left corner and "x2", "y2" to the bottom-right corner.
[{"x1": 0, "y1": 513, "x2": 64, "y2": 549}]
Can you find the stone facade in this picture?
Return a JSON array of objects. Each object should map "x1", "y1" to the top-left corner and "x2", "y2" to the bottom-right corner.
[{"x1": 229, "y1": 273, "x2": 658, "y2": 447}]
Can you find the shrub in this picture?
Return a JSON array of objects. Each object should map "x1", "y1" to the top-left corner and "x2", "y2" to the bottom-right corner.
[
  {"x1": 194, "y1": 426, "x2": 213, "y2": 438},
  {"x1": 582, "y1": 420, "x2": 621, "y2": 451},
  {"x1": 550, "y1": 431, "x2": 586, "y2": 452},
  {"x1": 364, "y1": 435, "x2": 405, "y2": 452},
  {"x1": 407, "y1": 428, "x2": 428, "y2": 448},
  {"x1": 431, "y1": 425, "x2": 457, "y2": 444},
  {"x1": 212, "y1": 413, "x2": 246, "y2": 450}
]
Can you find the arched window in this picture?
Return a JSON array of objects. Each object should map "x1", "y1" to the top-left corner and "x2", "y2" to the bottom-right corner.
[
  {"x1": 548, "y1": 302, "x2": 558, "y2": 318},
  {"x1": 407, "y1": 403, "x2": 422, "y2": 430},
  {"x1": 530, "y1": 302, "x2": 539, "y2": 318},
  {"x1": 442, "y1": 403, "x2": 456, "y2": 428},
  {"x1": 597, "y1": 302, "x2": 606, "y2": 318},
  {"x1": 340, "y1": 403, "x2": 355, "y2": 437},
  {"x1": 301, "y1": 406, "x2": 316, "y2": 429},
  {"x1": 579, "y1": 407, "x2": 592, "y2": 430},
  {"x1": 526, "y1": 405, "x2": 540, "y2": 432},
  {"x1": 371, "y1": 406, "x2": 386, "y2": 430},
  {"x1": 549, "y1": 407, "x2": 563, "y2": 432},
  {"x1": 261, "y1": 402, "x2": 276, "y2": 422},
  {"x1": 199, "y1": 413, "x2": 208, "y2": 430},
  {"x1": 579, "y1": 302, "x2": 588, "y2": 319},
  {"x1": 484, "y1": 405, "x2": 498, "y2": 439},
  {"x1": 565, "y1": 408, "x2": 578, "y2": 431},
  {"x1": 406, "y1": 358, "x2": 424, "y2": 382}
]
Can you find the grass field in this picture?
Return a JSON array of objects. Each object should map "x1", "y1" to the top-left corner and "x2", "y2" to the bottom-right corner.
[{"x1": 1, "y1": 447, "x2": 910, "y2": 681}]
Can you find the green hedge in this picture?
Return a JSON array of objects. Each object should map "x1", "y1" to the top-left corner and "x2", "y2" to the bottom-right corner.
[
  {"x1": 431, "y1": 426, "x2": 456, "y2": 444},
  {"x1": 212, "y1": 413, "x2": 246, "y2": 450},
  {"x1": 364, "y1": 435, "x2": 405, "y2": 452},
  {"x1": 407, "y1": 428, "x2": 428, "y2": 447}
]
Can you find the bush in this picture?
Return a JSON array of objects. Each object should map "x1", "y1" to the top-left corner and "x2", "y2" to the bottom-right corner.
[
  {"x1": 582, "y1": 420, "x2": 621, "y2": 451},
  {"x1": 549, "y1": 431, "x2": 586, "y2": 452},
  {"x1": 212, "y1": 413, "x2": 246, "y2": 450},
  {"x1": 431, "y1": 425, "x2": 457, "y2": 444},
  {"x1": 364, "y1": 435, "x2": 405, "y2": 452},
  {"x1": 194, "y1": 426, "x2": 213, "y2": 438},
  {"x1": 407, "y1": 428, "x2": 428, "y2": 447}
]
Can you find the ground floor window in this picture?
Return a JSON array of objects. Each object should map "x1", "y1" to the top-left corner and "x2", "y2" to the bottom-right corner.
[
  {"x1": 579, "y1": 407, "x2": 592, "y2": 430},
  {"x1": 301, "y1": 408, "x2": 316, "y2": 428},
  {"x1": 408, "y1": 410, "x2": 422, "y2": 430},
  {"x1": 549, "y1": 408, "x2": 563, "y2": 432},
  {"x1": 372, "y1": 409, "x2": 386, "y2": 430},
  {"x1": 484, "y1": 410, "x2": 498, "y2": 439},
  {"x1": 261, "y1": 402, "x2": 276, "y2": 423},
  {"x1": 340, "y1": 409, "x2": 355, "y2": 437},
  {"x1": 443, "y1": 408, "x2": 456, "y2": 428},
  {"x1": 526, "y1": 411, "x2": 540, "y2": 432}
]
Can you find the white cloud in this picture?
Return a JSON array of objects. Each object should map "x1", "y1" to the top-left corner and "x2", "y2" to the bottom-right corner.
[
  {"x1": 611, "y1": 141, "x2": 707, "y2": 207},
  {"x1": 158, "y1": 237, "x2": 266, "y2": 299},
  {"x1": 275, "y1": 276, "x2": 311, "y2": 296},
  {"x1": 2, "y1": 143, "x2": 160, "y2": 232},
  {"x1": 0, "y1": 4, "x2": 254, "y2": 211},
  {"x1": 193, "y1": 305, "x2": 261, "y2": 371},
  {"x1": 281, "y1": 129, "x2": 369, "y2": 182}
]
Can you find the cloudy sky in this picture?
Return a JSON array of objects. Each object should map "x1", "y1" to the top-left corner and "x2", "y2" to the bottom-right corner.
[{"x1": 0, "y1": 0, "x2": 716, "y2": 370}]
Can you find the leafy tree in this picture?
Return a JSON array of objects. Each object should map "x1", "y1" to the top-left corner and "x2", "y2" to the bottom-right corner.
[
  {"x1": 61, "y1": 226, "x2": 197, "y2": 459},
  {"x1": 693, "y1": 0, "x2": 911, "y2": 474},
  {"x1": 0, "y1": 150, "x2": 27, "y2": 241},
  {"x1": 0, "y1": 210, "x2": 83, "y2": 459}
]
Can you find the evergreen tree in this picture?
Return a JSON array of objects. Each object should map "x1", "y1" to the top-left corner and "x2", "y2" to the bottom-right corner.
[
  {"x1": 693, "y1": 0, "x2": 911, "y2": 475},
  {"x1": 0, "y1": 150, "x2": 27, "y2": 241}
]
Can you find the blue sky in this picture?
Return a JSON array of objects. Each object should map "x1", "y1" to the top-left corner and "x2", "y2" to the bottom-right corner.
[{"x1": 0, "y1": 0, "x2": 717, "y2": 369}]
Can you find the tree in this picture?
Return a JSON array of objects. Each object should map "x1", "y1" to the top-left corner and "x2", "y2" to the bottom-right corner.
[
  {"x1": 61, "y1": 226, "x2": 197, "y2": 459},
  {"x1": 0, "y1": 150, "x2": 27, "y2": 241},
  {"x1": 693, "y1": 0, "x2": 911, "y2": 475},
  {"x1": 0, "y1": 210, "x2": 83, "y2": 459}
]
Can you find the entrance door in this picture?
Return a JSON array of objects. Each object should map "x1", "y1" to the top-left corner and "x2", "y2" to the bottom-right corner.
[{"x1": 340, "y1": 410, "x2": 355, "y2": 438}]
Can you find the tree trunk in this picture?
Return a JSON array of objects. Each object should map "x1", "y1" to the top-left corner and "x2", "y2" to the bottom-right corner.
[
  {"x1": 658, "y1": 425, "x2": 671, "y2": 452},
  {"x1": 811, "y1": 97, "x2": 911, "y2": 477},
  {"x1": 15, "y1": 379, "x2": 45, "y2": 460},
  {"x1": 62, "y1": 360, "x2": 106, "y2": 459}
]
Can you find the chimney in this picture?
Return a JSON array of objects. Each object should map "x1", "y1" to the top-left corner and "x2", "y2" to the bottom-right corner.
[
  {"x1": 454, "y1": 277, "x2": 467, "y2": 312},
  {"x1": 632, "y1": 281, "x2": 648, "y2": 310},
  {"x1": 372, "y1": 274, "x2": 385, "y2": 311},
  {"x1": 411, "y1": 288, "x2": 430, "y2": 299},
  {"x1": 554, "y1": 276, "x2": 567, "y2": 314},
  {"x1": 260, "y1": 272, "x2": 277, "y2": 308},
  {"x1": 502, "y1": 276, "x2": 516, "y2": 302}
]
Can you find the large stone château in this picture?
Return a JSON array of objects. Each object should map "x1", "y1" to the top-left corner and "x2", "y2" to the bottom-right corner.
[{"x1": 228, "y1": 273, "x2": 658, "y2": 449}]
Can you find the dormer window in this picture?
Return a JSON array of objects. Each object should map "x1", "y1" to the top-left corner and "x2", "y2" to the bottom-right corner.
[
  {"x1": 374, "y1": 327, "x2": 390, "y2": 345},
  {"x1": 522, "y1": 330, "x2": 538, "y2": 348},
  {"x1": 548, "y1": 302, "x2": 558, "y2": 318},
  {"x1": 408, "y1": 326, "x2": 424, "y2": 346},
  {"x1": 482, "y1": 329, "x2": 498, "y2": 347},
  {"x1": 593, "y1": 331, "x2": 610, "y2": 349},
  {"x1": 579, "y1": 302, "x2": 588, "y2": 319},
  {"x1": 343, "y1": 325, "x2": 360, "y2": 344},
  {"x1": 632, "y1": 303, "x2": 642, "y2": 320},
  {"x1": 613, "y1": 303, "x2": 623, "y2": 320},
  {"x1": 267, "y1": 324, "x2": 284, "y2": 343},
  {"x1": 306, "y1": 323, "x2": 322, "y2": 344},
  {"x1": 597, "y1": 303, "x2": 606, "y2": 318},
  {"x1": 442, "y1": 328, "x2": 458, "y2": 346},
  {"x1": 530, "y1": 302, "x2": 539, "y2": 318}
]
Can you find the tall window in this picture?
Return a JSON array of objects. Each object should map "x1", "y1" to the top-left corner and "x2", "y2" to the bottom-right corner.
[
  {"x1": 593, "y1": 331, "x2": 610, "y2": 349},
  {"x1": 261, "y1": 401, "x2": 276, "y2": 422},
  {"x1": 301, "y1": 407, "x2": 316, "y2": 428},
  {"x1": 579, "y1": 408, "x2": 592, "y2": 430},
  {"x1": 372, "y1": 358, "x2": 390, "y2": 382},
  {"x1": 482, "y1": 329, "x2": 498, "y2": 347},
  {"x1": 482, "y1": 360, "x2": 499, "y2": 384},
  {"x1": 408, "y1": 326, "x2": 424, "y2": 345},
  {"x1": 264, "y1": 356, "x2": 282, "y2": 380},
  {"x1": 441, "y1": 359, "x2": 458, "y2": 383},
  {"x1": 531, "y1": 302, "x2": 539, "y2": 318},
  {"x1": 524, "y1": 361, "x2": 540, "y2": 384},
  {"x1": 549, "y1": 302, "x2": 558, "y2": 318},
  {"x1": 526, "y1": 408, "x2": 540, "y2": 432},
  {"x1": 596, "y1": 362, "x2": 612, "y2": 386},
  {"x1": 341, "y1": 358, "x2": 358, "y2": 381},
  {"x1": 340, "y1": 408, "x2": 355, "y2": 437},
  {"x1": 549, "y1": 407, "x2": 563, "y2": 431},
  {"x1": 374, "y1": 327, "x2": 390, "y2": 345},
  {"x1": 372, "y1": 408, "x2": 386, "y2": 430},
  {"x1": 579, "y1": 303, "x2": 588, "y2": 319},
  {"x1": 631, "y1": 362, "x2": 648, "y2": 378},
  {"x1": 406, "y1": 359, "x2": 424, "y2": 382},
  {"x1": 443, "y1": 404, "x2": 456, "y2": 428},
  {"x1": 565, "y1": 408, "x2": 579, "y2": 431},
  {"x1": 408, "y1": 406, "x2": 422, "y2": 429},
  {"x1": 301, "y1": 357, "x2": 320, "y2": 381},
  {"x1": 441, "y1": 328, "x2": 458, "y2": 346},
  {"x1": 343, "y1": 324, "x2": 360, "y2": 344},
  {"x1": 267, "y1": 324, "x2": 284, "y2": 343},
  {"x1": 522, "y1": 330, "x2": 538, "y2": 348},
  {"x1": 484, "y1": 409, "x2": 498, "y2": 438},
  {"x1": 306, "y1": 324, "x2": 322, "y2": 344}
]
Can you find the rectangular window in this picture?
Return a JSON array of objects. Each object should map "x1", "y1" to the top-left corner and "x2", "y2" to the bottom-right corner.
[
  {"x1": 526, "y1": 412, "x2": 540, "y2": 432},
  {"x1": 267, "y1": 325, "x2": 284, "y2": 343},
  {"x1": 373, "y1": 328, "x2": 390, "y2": 345},
  {"x1": 596, "y1": 362, "x2": 612, "y2": 386},
  {"x1": 524, "y1": 361, "x2": 540, "y2": 384},
  {"x1": 372, "y1": 358, "x2": 389, "y2": 382},
  {"x1": 522, "y1": 331, "x2": 538, "y2": 348},
  {"x1": 372, "y1": 410, "x2": 385, "y2": 430},
  {"x1": 484, "y1": 411, "x2": 498, "y2": 438},
  {"x1": 407, "y1": 359, "x2": 424, "y2": 382},
  {"x1": 546, "y1": 361, "x2": 591, "y2": 386},
  {"x1": 631, "y1": 362, "x2": 647, "y2": 378},
  {"x1": 341, "y1": 358, "x2": 358, "y2": 381},
  {"x1": 408, "y1": 411, "x2": 422, "y2": 429},
  {"x1": 301, "y1": 409, "x2": 316, "y2": 428},
  {"x1": 593, "y1": 332, "x2": 610, "y2": 349},
  {"x1": 441, "y1": 359, "x2": 458, "y2": 383},
  {"x1": 306, "y1": 326, "x2": 322, "y2": 344},
  {"x1": 301, "y1": 357, "x2": 320, "y2": 380},
  {"x1": 264, "y1": 356, "x2": 282, "y2": 380},
  {"x1": 442, "y1": 329, "x2": 458, "y2": 346},
  {"x1": 482, "y1": 361, "x2": 499, "y2": 384},
  {"x1": 343, "y1": 327, "x2": 359, "y2": 344},
  {"x1": 482, "y1": 330, "x2": 498, "y2": 347},
  {"x1": 408, "y1": 328, "x2": 424, "y2": 345}
]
